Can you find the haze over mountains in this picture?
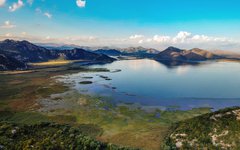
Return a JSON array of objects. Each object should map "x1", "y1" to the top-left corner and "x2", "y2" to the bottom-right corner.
[
  {"x1": 0, "y1": 39, "x2": 115, "y2": 71},
  {"x1": 0, "y1": 39, "x2": 239, "y2": 71}
]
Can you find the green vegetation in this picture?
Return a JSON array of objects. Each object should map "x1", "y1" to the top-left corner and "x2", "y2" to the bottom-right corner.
[
  {"x1": 0, "y1": 122, "x2": 136, "y2": 150},
  {"x1": 37, "y1": 89, "x2": 211, "y2": 149},
  {"x1": 0, "y1": 111, "x2": 50, "y2": 125},
  {"x1": 164, "y1": 107, "x2": 240, "y2": 150},
  {"x1": 0, "y1": 65, "x2": 223, "y2": 150}
]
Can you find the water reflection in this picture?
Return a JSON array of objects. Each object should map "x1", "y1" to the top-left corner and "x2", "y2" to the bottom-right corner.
[
  {"x1": 61, "y1": 59, "x2": 240, "y2": 110},
  {"x1": 156, "y1": 59, "x2": 205, "y2": 68}
]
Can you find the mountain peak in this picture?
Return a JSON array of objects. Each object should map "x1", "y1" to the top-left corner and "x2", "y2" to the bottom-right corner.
[
  {"x1": 1, "y1": 39, "x2": 17, "y2": 44},
  {"x1": 164, "y1": 46, "x2": 183, "y2": 52}
]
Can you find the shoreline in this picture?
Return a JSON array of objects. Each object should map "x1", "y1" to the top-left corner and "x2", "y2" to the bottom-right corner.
[{"x1": 1, "y1": 60, "x2": 240, "y2": 149}]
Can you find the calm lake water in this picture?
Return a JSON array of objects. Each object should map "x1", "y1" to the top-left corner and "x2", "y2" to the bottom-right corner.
[{"x1": 58, "y1": 59, "x2": 240, "y2": 110}]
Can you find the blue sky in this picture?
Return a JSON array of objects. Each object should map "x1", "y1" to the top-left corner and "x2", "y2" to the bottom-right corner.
[{"x1": 0, "y1": 0, "x2": 240, "y2": 50}]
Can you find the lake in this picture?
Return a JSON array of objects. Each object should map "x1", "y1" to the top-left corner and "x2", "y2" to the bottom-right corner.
[{"x1": 57, "y1": 59, "x2": 240, "y2": 110}]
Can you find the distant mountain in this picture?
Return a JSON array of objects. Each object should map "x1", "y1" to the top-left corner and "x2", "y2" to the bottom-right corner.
[
  {"x1": 190, "y1": 48, "x2": 221, "y2": 59},
  {"x1": 0, "y1": 54, "x2": 27, "y2": 71},
  {"x1": 118, "y1": 47, "x2": 159, "y2": 58},
  {"x1": 120, "y1": 46, "x2": 159, "y2": 54},
  {"x1": 39, "y1": 43, "x2": 160, "y2": 58},
  {"x1": 155, "y1": 47, "x2": 222, "y2": 61},
  {"x1": 0, "y1": 39, "x2": 56, "y2": 63},
  {"x1": 94, "y1": 49, "x2": 122, "y2": 56},
  {"x1": 0, "y1": 39, "x2": 116, "y2": 70},
  {"x1": 57, "y1": 48, "x2": 116, "y2": 62},
  {"x1": 36, "y1": 43, "x2": 93, "y2": 50},
  {"x1": 213, "y1": 50, "x2": 240, "y2": 59},
  {"x1": 93, "y1": 47, "x2": 159, "y2": 58}
]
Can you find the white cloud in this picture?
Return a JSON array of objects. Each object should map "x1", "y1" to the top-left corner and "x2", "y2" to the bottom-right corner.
[
  {"x1": 36, "y1": 8, "x2": 52, "y2": 19},
  {"x1": 153, "y1": 35, "x2": 171, "y2": 43},
  {"x1": 192, "y1": 35, "x2": 210, "y2": 41},
  {"x1": 0, "y1": 21, "x2": 16, "y2": 29},
  {"x1": 123, "y1": 31, "x2": 238, "y2": 51},
  {"x1": 44, "y1": 12, "x2": 52, "y2": 19},
  {"x1": 76, "y1": 0, "x2": 86, "y2": 8},
  {"x1": 21, "y1": 32, "x2": 27, "y2": 35},
  {"x1": 173, "y1": 31, "x2": 192, "y2": 43},
  {"x1": 129, "y1": 34, "x2": 144, "y2": 40},
  {"x1": 46, "y1": 36, "x2": 50, "y2": 40},
  {"x1": 191, "y1": 35, "x2": 228, "y2": 43},
  {"x1": 5, "y1": 33, "x2": 12, "y2": 37},
  {"x1": 0, "y1": 31, "x2": 239, "y2": 52},
  {"x1": 9, "y1": 0, "x2": 24, "y2": 12},
  {"x1": 138, "y1": 31, "x2": 230, "y2": 46},
  {"x1": 0, "y1": 0, "x2": 6, "y2": 7},
  {"x1": 138, "y1": 40, "x2": 143, "y2": 44},
  {"x1": 146, "y1": 38, "x2": 153, "y2": 42}
]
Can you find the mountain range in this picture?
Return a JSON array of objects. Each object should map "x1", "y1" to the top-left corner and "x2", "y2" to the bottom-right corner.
[
  {"x1": 0, "y1": 39, "x2": 239, "y2": 71},
  {"x1": 39, "y1": 43, "x2": 160, "y2": 58},
  {"x1": 0, "y1": 39, "x2": 115, "y2": 71}
]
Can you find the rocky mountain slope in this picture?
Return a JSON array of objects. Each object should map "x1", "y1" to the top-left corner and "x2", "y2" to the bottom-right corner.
[
  {"x1": 164, "y1": 107, "x2": 240, "y2": 149},
  {"x1": 155, "y1": 47, "x2": 222, "y2": 61},
  {"x1": 0, "y1": 39, "x2": 56, "y2": 63},
  {"x1": 0, "y1": 54, "x2": 28, "y2": 71},
  {"x1": 94, "y1": 49, "x2": 122, "y2": 56},
  {"x1": 0, "y1": 39, "x2": 116, "y2": 70},
  {"x1": 55, "y1": 48, "x2": 116, "y2": 62}
]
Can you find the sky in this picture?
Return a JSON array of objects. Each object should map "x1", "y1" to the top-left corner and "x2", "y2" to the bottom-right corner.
[{"x1": 0, "y1": 0, "x2": 240, "y2": 51}]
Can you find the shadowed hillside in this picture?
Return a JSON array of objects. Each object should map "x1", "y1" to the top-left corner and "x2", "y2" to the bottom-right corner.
[{"x1": 0, "y1": 39, "x2": 116, "y2": 71}]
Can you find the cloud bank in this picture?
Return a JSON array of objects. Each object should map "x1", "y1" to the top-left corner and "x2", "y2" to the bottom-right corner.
[
  {"x1": 0, "y1": 31, "x2": 239, "y2": 51},
  {"x1": 9, "y1": 0, "x2": 24, "y2": 12},
  {"x1": 128, "y1": 31, "x2": 237, "y2": 50}
]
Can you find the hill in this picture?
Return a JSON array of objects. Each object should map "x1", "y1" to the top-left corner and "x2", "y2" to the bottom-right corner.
[
  {"x1": 164, "y1": 107, "x2": 240, "y2": 149},
  {"x1": 120, "y1": 46, "x2": 159, "y2": 54},
  {"x1": 95, "y1": 49, "x2": 122, "y2": 56},
  {"x1": 120, "y1": 46, "x2": 159, "y2": 58},
  {"x1": 55, "y1": 48, "x2": 116, "y2": 62},
  {"x1": 155, "y1": 47, "x2": 222, "y2": 61},
  {"x1": 0, "y1": 39, "x2": 56, "y2": 63},
  {"x1": 94, "y1": 46, "x2": 159, "y2": 58},
  {"x1": 190, "y1": 48, "x2": 220, "y2": 59}
]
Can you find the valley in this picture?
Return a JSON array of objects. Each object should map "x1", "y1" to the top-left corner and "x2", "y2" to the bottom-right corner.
[{"x1": 0, "y1": 39, "x2": 240, "y2": 149}]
